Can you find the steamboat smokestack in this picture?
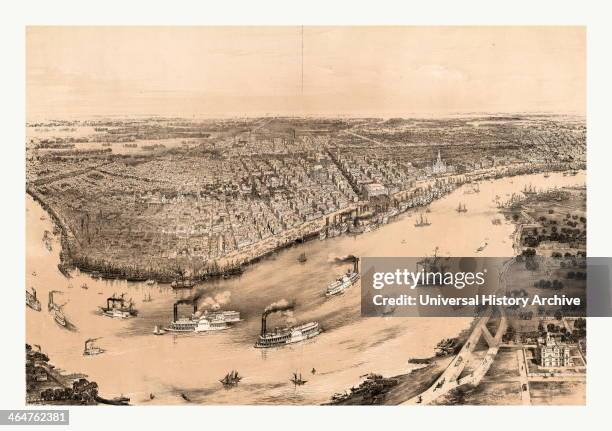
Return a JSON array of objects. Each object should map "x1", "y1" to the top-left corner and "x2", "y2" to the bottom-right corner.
[
  {"x1": 354, "y1": 257, "x2": 360, "y2": 273},
  {"x1": 174, "y1": 303, "x2": 178, "y2": 321},
  {"x1": 261, "y1": 312, "x2": 267, "y2": 336}
]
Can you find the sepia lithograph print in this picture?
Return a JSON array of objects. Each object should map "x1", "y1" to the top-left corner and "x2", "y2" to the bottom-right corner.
[{"x1": 26, "y1": 26, "x2": 586, "y2": 405}]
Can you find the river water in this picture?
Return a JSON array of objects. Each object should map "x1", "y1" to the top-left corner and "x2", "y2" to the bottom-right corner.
[{"x1": 25, "y1": 171, "x2": 585, "y2": 405}]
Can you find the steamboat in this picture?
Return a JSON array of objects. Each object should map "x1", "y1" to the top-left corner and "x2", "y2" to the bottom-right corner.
[
  {"x1": 26, "y1": 287, "x2": 41, "y2": 311},
  {"x1": 83, "y1": 338, "x2": 105, "y2": 356},
  {"x1": 165, "y1": 301, "x2": 241, "y2": 333},
  {"x1": 255, "y1": 321, "x2": 321, "y2": 348},
  {"x1": 99, "y1": 293, "x2": 138, "y2": 318},
  {"x1": 48, "y1": 291, "x2": 68, "y2": 327},
  {"x1": 255, "y1": 304, "x2": 321, "y2": 348},
  {"x1": 326, "y1": 258, "x2": 360, "y2": 297}
]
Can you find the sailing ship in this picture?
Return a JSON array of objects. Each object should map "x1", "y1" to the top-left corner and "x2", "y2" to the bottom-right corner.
[
  {"x1": 416, "y1": 247, "x2": 450, "y2": 286},
  {"x1": 26, "y1": 287, "x2": 41, "y2": 311},
  {"x1": 219, "y1": 370, "x2": 242, "y2": 387},
  {"x1": 153, "y1": 325, "x2": 166, "y2": 335},
  {"x1": 290, "y1": 372, "x2": 307, "y2": 386},
  {"x1": 83, "y1": 338, "x2": 105, "y2": 356},
  {"x1": 456, "y1": 202, "x2": 467, "y2": 213},
  {"x1": 414, "y1": 213, "x2": 431, "y2": 227},
  {"x1": 522, "y1": 184, "x2": 537, "y2": 196},
  {"x1": 142, "y1": 292, "x2": 152, "y2": 302},
  {"x1": 297, "y1": 252, "x2": 307, "y2": 263},
  {"x1": 80, "y1": 283, "x2": 88, "y2": 290}
]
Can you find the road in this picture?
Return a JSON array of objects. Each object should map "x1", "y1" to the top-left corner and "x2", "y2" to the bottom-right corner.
[
  {"x1": 516, "y1": 348, "x2": 531, "y2": 405},
  {"x1": 401, "y1": 258, "x2": 514, "y2": 405}
]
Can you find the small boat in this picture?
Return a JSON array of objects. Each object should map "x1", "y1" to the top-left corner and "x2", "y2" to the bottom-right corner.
[
  {"x1": 290, "y1": 371, "x2": 307, "y2": 386},
  {"x1": 94, "y1": 395, "x2": 130, "y2": 406},
  {"x1": 26, "y1": 287, "x2": 41, "y2": 311},
  {"x1": 297, "y1": 252, "x2": 307, "y2": 263},
  {"x1": 81, "y1": 283, "x2": 88, "y2": 290},
  {"x1": 83, "y1": 338, "x2": 105, "y2": 356},
  {"x1": 180, "y1": 393, "x2": 191, "y2": 402},
  {"x1": 149, "y1": 393, "x2": 155, "y2": 400},
  {"x1": 31, "y1": 271, "x2": 37, "y2": 276},
  {"x1": 543, "y1": 173, "x2": 550, "y2": 178},
  {"x1": 476, "y1": 241, "x2": 488, "y2": 253},
  {"x1": 153, "y1": 325, "x2": 166, "y2": 336},
  {"x1": 171, "y1": 279, "x2": 195, "y2": 289},
  {"x1": 54, "y1": 306, "x2": 67, "y2": 327},
  {"x1": 414, "y1": 214, "x2": 431, "y2": 227},
  {"x1": 456, "y1": 203, "x2": 467, "y2": 213},
  {"x1": 67, "y1": 283, "x2": 73, "y2": 289},
  {"x1": 219, "y1": 370, "x2": 242, "y2": 387}
]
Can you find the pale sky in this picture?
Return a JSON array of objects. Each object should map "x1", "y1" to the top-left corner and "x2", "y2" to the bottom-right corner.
[{"x1": 26, "y1": 26, "x2": 585, "y2": 120}]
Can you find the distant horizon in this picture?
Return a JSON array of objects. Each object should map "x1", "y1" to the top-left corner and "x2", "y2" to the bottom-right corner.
[
  {"x1": 26, "y1": 110, "x2": 586, "y2": 124},
  {"x1": 27, "y1": 27, "x2": 585, "y2": 121}
]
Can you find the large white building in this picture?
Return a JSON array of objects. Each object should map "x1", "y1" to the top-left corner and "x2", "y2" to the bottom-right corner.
[
  {"x1": 537, "y1": 332, "x2": 570, "y2": 368},
  {"x1": 363, "y1": 183, "x2": 388, "y2": 199},
  {"x1": 432, "y1": 150, "x2": 448, "y2": 174}
]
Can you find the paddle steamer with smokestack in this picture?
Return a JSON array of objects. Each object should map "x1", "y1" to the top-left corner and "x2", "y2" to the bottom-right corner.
[
  {"x1": 165, "y1": 299, "x2": 241, "y2": 333},
  {"x1": 26, "y1": 287, "x2": 41, "y2": 311},
  {"x1": 255, "y1": 301, "x2": 321, "y2": 348},
  {"x1": 326, "y1": 257, "x2": 360, "y2": 297},
  {"x1": 99, "y1": 293, "x2": 138, "y2": 318}
]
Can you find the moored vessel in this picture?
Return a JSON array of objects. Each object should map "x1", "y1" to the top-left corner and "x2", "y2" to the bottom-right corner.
[
  {"x1": 26, "y1": 287, "x2": 41, "y2": 311},
  {"x1": 414, "y1": 213, "x2": 431, "y2": 227}
]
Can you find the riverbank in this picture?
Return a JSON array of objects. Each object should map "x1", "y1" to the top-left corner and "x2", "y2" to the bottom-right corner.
[
  {"x1": 325, "y1": 323, "x2": 474, "y2": 405},
  {"x1": 26, "y1": 162, "x2": 584, "y2": 285}
]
